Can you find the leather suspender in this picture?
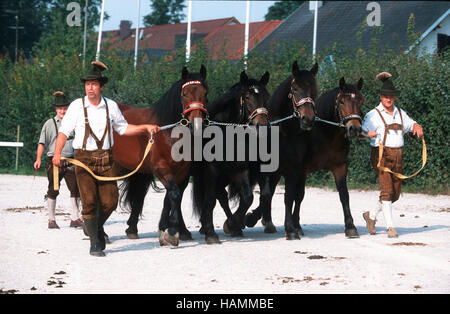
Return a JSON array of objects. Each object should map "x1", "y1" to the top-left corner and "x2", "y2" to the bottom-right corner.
[
  {"x1": 81, "y1": 97, "x2": 111, "y2": 150},
  {"x1": 375, "y1": 107, "x2": 404, "y2": 147}
]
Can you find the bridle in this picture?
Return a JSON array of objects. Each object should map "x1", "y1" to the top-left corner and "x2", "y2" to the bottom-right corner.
[
  {"x1": 181, "y1": 80, "x2": 208, "y2": 117},
  {"x1": 288, "y1": 78, "x2": 316, "y2": 117},
  {"x1": 335, "y1": 92, "x2": 362, "y2": 126},
  {"x1": 238, "y1": 85, "x2": 269, "y2": 124}
]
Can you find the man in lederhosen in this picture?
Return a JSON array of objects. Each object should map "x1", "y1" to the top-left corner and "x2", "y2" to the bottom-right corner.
[
  {"x1": 362, "y1": 72, "x2": 423, "y2": 238},
  {"x1": 34, "y1": 91, "x2": 82, "y2": 229},
  {"x1": 52, "y1": 61, "x2": 159, "y2": 256}
]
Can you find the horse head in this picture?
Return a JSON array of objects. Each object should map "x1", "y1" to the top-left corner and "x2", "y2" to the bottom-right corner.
[
  {"x1": 289, "y1": 61, "x2": 318, "y2": 131},
  {"x1": 181, "y1": 65, "x2": 208, "y2": 132},
  {"x1": 336, "y1": 77, "x2": 364, "y2": 138},
  {"x1": 237, "y1": 70, "x2": 271, "y2": 127}
]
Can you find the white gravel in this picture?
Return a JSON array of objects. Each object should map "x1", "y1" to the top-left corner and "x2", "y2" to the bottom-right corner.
[{"x1": 0, "y1": 174, "x2": 449, "y2": 294}]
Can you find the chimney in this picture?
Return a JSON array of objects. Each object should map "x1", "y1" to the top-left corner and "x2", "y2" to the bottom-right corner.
[
  {"x1": 309, "y1": 1, "x2": 323, "y2": 11},
  {"x1": 119, "y1": 20, "x2": 132, "y2": 40}
]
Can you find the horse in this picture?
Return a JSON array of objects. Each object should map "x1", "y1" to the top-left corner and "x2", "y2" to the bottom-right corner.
[
  {"x1": 244, "y1": 60, "x2": 319, "y2": 240},
  {"x1": 245, "y1": 76, "x2": 364, "y2": 239},
  {"x1": 191, "y1": 70, "x2": 271, "y2": 244},
  {"x1": 112, "y1": 65, "x2": 209, "y2": 246}
]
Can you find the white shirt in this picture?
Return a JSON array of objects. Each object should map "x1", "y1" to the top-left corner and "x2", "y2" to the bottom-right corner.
[
  {"x1": 59, "y1": 96, "x2": 128, "y2": 150},
  {"x1": 362, "y1": 103, "x2": 416, "y2": 148}
]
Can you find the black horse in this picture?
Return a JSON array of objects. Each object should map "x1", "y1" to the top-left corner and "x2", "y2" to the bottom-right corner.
[
  {"x1": 246, "y1": 77, "x2": 364, "y2": 239},
  {"x1": 244, "y1": 60, "x2": 319, "y2": 240},
  {"x1": 192, "y1": 70, "x2": 271, "y2": 244},
  {"x1": 116, "y1": 65, "x2": 209, "y2": 246}
]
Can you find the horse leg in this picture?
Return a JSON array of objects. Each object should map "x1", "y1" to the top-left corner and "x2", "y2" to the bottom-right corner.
[
  {"x1": 218, "y1": 185, "x2": 238, "y2": 236},
  {"x1": 158, "y1": 181, "x2": 185, "y2": 246},
  {"x1": 284, "y1": 175, "x2": 299, "y2": 240},
  {"x1": 173, "y1": 177, "x2": 193, "y2": 241},
  {"x1": 292, "y1": 175, "x2": 306, "y2": 236},
  {"x1": 245, "y1": 172, "x2": 279, "y2": 230},
  {"x1": 225, "y1": 172, "x2": 253, "y2": 237},
  {"x1": 260, "y1": 173, "x2": 279, "y2": 234},
  {"x1": 332, "y1": 164, "x2": 359, "y2": 238}
]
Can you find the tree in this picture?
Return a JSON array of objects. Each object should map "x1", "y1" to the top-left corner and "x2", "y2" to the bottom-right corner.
[
  {"x1": 143, "y1": 0, "x2": 186, "y2": 26},
  {"x1": 265, "y1": 0, "x2": 304, "y2": 21}
]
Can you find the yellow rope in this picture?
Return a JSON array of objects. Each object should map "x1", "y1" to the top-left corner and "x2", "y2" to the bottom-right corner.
[
  {"x1": 377, "y1": 137, "x2": 427, "y2": 180},
  {"x1": 53, "y1": 139, "x2": 153, "y2": 191}
]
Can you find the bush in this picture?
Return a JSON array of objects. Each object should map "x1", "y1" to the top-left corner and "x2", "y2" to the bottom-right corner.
[{"x1": 0, "y1": 37, "x2": 448, "y2": 194}]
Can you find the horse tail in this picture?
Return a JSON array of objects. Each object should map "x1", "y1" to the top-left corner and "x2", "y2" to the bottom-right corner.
[
  {"x1": 119, "y1": 173, "x2": 164, "y2": 216},
  {"x1": 191, "y1": 162, "x2": 206, "y2": 219},
  {"x1": 227, "y1": 169, "x2": 259, "y2": 207}
]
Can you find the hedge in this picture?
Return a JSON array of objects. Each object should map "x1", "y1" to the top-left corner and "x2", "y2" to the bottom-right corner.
[{"x1": 0, "y1": 38, "x2": 448, "y2": 194}]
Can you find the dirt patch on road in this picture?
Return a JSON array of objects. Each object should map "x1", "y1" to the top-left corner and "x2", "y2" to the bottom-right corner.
[{"x1": 391, "y1": 242, "x2": 428, "y2": 246}]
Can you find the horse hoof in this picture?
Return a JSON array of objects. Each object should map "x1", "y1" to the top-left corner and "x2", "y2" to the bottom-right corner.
[
  {"x1": 263, "y1": 222, "x2": 277, "y2": 234},
  {"x1": 179, "y1": 231, "x2": 193, "y2": 241},
  {"x1": 244, "y1": 213, "x2": 258, "y2": 228},
  {"x1": 230, "y1": 229, "x2": 243, "y2": 237},
  {"x1": 285, "y1": 232, "x2": 300, "y2": 240},
  {"x1": 158, "y1": 229, "x2": 179, "y2": 246},
  {"x1": 223, "y1": 220, "x2": 231, "y2": 235},
  {"x1": 127, "y1": 233, "x2": 139, "y2": 239},
  {"x1": 345, "y1": 228, "x2": 359, "y2": 238},
  {"x1": 205, "y1": 234, "x2": 221, "y2": 245}
]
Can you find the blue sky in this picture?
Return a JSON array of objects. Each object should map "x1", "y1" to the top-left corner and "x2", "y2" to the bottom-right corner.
[{"x1": 100, "y1": 0, "x2": 277, "y2": 31}]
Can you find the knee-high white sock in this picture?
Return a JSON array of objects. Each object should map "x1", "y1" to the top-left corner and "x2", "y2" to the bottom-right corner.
[
  {"x1": 369, "y1": 201, "x2": 382, "y2": 221},
  {"x1": 381, "y1": 200, "x2": 394, "y2": 228},
  {"x1": 70, "y1": 197, "x2": 80, "y2": 221},
  {"x1": 47, "y1": 198, "x2": 56, "y2": 221}
]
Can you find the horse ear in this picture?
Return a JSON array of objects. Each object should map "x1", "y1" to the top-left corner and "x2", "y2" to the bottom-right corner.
[
  {"x1": 292, "y1": 61, "x2": 300, "y2": 77},
  {"x1": 260, "y1": 71, "x2": 270, "y2": 86},
  {"x1": 356, "y1": 77, "x2": 364, "y2": 90},
  {"x1": 310, "y1": 62, "x2": 319, "y2": 76},
  {"x1": 339, "y1": 77, "x2": 346, "y2": 91},
  {"x1": 240, "y1": 71, "x2": 248, "y2": 85},
  {"x1": 182, "y1": 66, "x2": 189, "y2": 81},
  {"x1": 200, "y1": 64, "x2": 207, "y2": 79}
]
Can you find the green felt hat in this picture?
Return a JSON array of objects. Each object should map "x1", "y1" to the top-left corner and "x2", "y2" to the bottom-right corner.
[
  {"x1": 80, "y1": 61, "x2": 108, "y2": 84},
  {"x1": 376, "y1": 72, "x2": 400, "y2": 96},
  {"x1": 53, "y1": 91, "x2": 69, "y2": 107}
]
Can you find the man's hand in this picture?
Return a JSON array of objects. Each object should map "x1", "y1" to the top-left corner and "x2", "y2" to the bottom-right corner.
[
  {"x1": 144, "y1": 124, "x2": 160, "y2": 136},
  {"x1": 413, "y1": 123, "x2": 423, "y2": 138},
  {"x1": 33, "y1": 159, "x2": 41, "y2": 170},
  {"x1": 367, "y1": 131, "x2": 377, "y2": 138},
  {"x1": 52, "y1": 153, "x2": 62, "y2": 167}
]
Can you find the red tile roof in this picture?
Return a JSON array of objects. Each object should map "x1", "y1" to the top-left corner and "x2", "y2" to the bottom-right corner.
[
  {"x1": 199, "y1": 20, "x2": 282, "y2": 59},
  {"x1": 103, "y1": 18, "x2": 238, "y2": 52},
  {"x1": 100, "y1": 17, "x2": 281, "y2": 60}
]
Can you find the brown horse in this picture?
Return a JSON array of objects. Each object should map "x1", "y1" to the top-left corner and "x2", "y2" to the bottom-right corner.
[
  {"x1": 246, "y1": 77, "x2": 364, "y2": 238},
  {"x1": 112, "y1": 65, "x2": 208, "y2": 246}
]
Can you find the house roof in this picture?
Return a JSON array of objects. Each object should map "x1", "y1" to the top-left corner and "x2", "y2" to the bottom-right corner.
[
  {"x1": 252, "y1": 1, "x2": 450, "y2": 55},
  {"x1": 199, "y1": 20, "x2": 282, "y2": 59},
  {"x1": 103, "y1": 17, "x2": 238, "y2": 53}
]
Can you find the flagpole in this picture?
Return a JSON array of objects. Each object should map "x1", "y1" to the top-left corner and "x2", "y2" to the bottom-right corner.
[
  {"x1": 244, "y1": 0, "x2": 250, "y2": 70},
  {"x1": 134, "y1": 0, "x2": 141, "y2": 69},
  {"x1": 83, "y1": 0, "x2": 88, "y2": 68},
  {"x1": 312, "y1": 0, "x2": 318, "y2": 62},
  {"x1": 96, "y1": 0, "x2": 105, "y2": 61},
  {"x1": 186, "y1": 0, "x2": 192, "y2": 64}
]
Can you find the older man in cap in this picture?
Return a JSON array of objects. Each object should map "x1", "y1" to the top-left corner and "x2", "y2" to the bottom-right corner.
[
  {"x1": 362, "y1": 72, "x2": 423, "y2": 238},
  {"x1": 34, "y1": 91, "x2": 82, "y2": 229},
  {"x1": 52, "y1": 61, "x2": 159, "y2": 257}
]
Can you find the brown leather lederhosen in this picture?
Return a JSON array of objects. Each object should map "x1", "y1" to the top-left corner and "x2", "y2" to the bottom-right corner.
[
  {"x1": 46, "y1": 118, "x2": 79, "y2": 200},
  {"x1": 74, "y1": 97, "x2": 118, "y2": 219},
  {"x1": 370, "y1": 108, "x2": 404, "y2": 203}
]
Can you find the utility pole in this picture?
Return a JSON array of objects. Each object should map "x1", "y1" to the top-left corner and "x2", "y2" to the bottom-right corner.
[
  {"x1": 83, "y1": 0, "x2": 88, "y2": 68},
  {"x1": 6, "y1": 10, "x2": 24, "y2": 63}
]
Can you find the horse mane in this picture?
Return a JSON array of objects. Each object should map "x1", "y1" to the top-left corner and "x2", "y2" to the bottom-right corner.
[{"x1": 151, "y1": 72, "x2": 207, "y2": 125}]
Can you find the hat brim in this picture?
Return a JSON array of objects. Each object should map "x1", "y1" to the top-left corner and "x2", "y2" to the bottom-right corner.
[
  {"x1": 80, "y1": 76, "x2": 108, "y2": 84},
  {"x1": 54, "y1": 103, "x2": 70, "y2": 107},
  {"x1": 379, "y1": 89, "x2": 400, "y2": 96}
]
